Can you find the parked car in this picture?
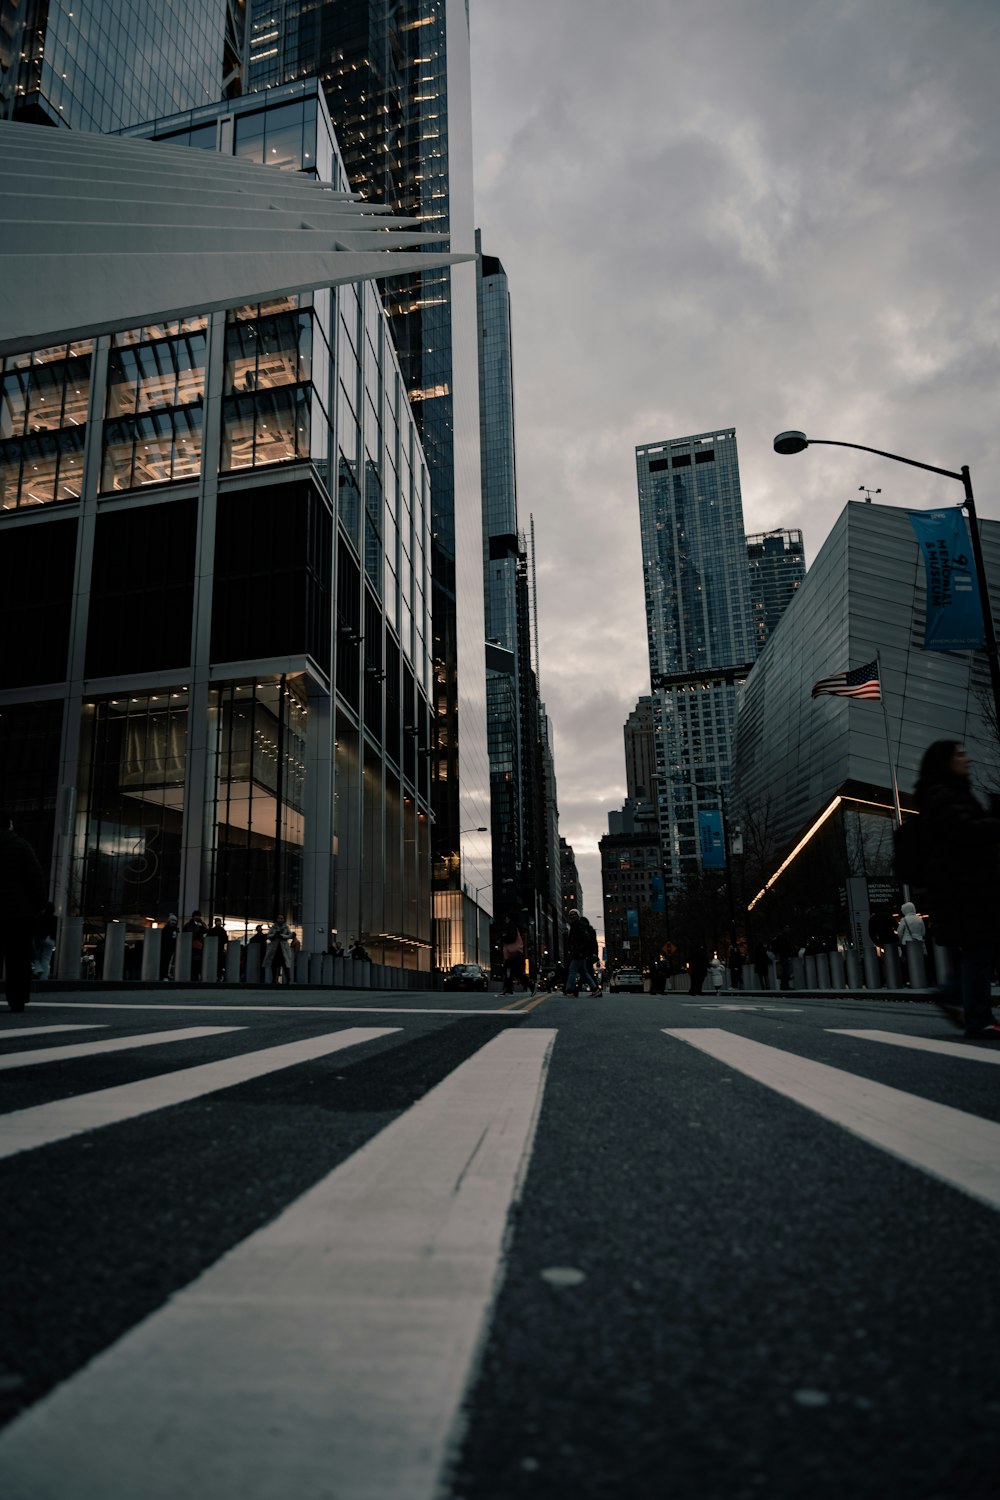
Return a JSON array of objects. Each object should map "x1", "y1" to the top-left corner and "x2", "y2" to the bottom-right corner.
[
  {"x1": 610, "y1": 966, "x2": 644, "y2": 994},
  {"x1": 443, "y1": 962, "x2": 489, "y2": 992}
]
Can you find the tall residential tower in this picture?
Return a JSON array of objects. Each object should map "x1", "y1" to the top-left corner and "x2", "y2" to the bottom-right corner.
[{"x1": 636, "y1": 427, "x2": 756, "y2": 887}]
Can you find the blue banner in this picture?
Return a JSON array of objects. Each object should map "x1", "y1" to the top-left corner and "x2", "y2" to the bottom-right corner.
[
  {"x1": 698, "y1": 809, "x2": 726, "y2": 869},
  {"x1": 649, "y1": 872, "x2": 666, "y2": 914},
  {"x1": 908, "y1": 508, "x2": 984, "y2": 650},
  {"x1": 626, "y1": 908, "x2": 639, "y2": 938}
]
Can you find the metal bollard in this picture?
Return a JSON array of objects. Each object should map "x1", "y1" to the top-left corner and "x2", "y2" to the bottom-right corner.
[
  {"x1": 827, "y1": 950, "x2": 845, "y2": 989},
  {"x1": 202, "y1": 933, "x2": 220, "y2": 983},
  {"x1": 884, "y1": 943, "x2": 903, "y2": 989},
  {"x1": 904, "y1": 941, "x2": 928, "y2": 990},
  {"x1": 814, "y1": 952, "x2": 831, "y2": 989},
  {"x1": 862, "y1": 945, "x2": 882, "y2": 989},
  {"x1": 225, "y1": 941, "x2": 242, "y2": 983},
  {"x1": 103, "y1": 922, "x2": 126, "y2": 981},
  {"x1": 141, "y1": 927, "x2": 162, "y2": 981},
  {"x1": 244, "y1": 943, "x2": 263, "y2": 984},
  {"x1": 804, "y1": 954, "x2": 817, "y2": 990},
  {"x1": 56, "y1": 915, "x2": 84, "y2": 980},
  {"x1": 173, "y1": 931, "x2": 193, "y2": 983},
  {"x1": 844, "y1": 949, "x2": 862, "y2": 989}
]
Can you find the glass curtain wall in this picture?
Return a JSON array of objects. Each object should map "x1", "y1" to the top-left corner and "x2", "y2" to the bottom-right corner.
[{"x1": 206, "y1": 677, "x2": 308, "y2": 930}]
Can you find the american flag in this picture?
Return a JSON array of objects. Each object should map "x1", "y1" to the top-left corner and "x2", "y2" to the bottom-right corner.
[{"x1": 811, "y1": 659, "x2": 881, "y2": 700}]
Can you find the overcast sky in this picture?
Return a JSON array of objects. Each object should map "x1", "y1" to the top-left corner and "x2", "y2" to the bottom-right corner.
[{"x1": 469, "y1": 0, "x2": 1000, "y2": 935}]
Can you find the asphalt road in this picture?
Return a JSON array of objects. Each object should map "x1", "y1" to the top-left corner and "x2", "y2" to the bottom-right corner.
[{"x1": 1, "y1": 986, "x2": 997, "y2": 1499}]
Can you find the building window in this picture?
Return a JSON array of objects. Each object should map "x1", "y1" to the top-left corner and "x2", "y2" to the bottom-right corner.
[
  {"x1": 101, "y1": 320, "x2": 207, "y2": 492},
  {"x1": 1, "y1": 343, "x2": 92, "y2": 509}
]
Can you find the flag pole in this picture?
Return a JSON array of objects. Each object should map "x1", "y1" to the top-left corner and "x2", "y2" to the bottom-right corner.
[{"x1": 875, "y1": 650, "x2": 903, "y2": 828}]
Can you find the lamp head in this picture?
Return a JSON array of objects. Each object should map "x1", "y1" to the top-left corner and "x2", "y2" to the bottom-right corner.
[{"x1": 773, "y1": 430, "x2": 809, "y2": 455}]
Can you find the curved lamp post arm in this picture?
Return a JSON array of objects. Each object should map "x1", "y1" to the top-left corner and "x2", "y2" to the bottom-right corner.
[{"x1": 805, "y1": 438, "x2": 963, "y2": 485}]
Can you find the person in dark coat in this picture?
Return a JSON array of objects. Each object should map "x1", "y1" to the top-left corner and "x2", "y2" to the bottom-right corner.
[
  {"x1": 914, "y1": 739, "x2": 1000, "y2": 1039},
  {"x1": 563, "y1": 910, "x2": 600, "y2": 995},
  {"x1": 160, "y1": 914, "x2": 179, "y2": 979},
  {"x1": 0, "y1": 810, "x2": 48, "y2": 1012},
  {"x1": 752, "y1": 942, "x2": 770, "y2": 990},
  {"x1": 687, "y1": 942, "x2": 709, "y2": 996},
  {"x1": 500, "y1": 913, "x2": 527, "y2": 994}
]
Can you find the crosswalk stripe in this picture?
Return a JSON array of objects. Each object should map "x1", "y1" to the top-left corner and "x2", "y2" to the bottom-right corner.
[
  {"x1": 0, "y1": 1024, "x2": 104, "y2": 1041},
  {"x1": 830, "y1": 1029, "x2": 1000, "y2": 1064},
  {"x1": 0, "y1": 1026, "x2": 556, "y2": 1500},
  {"x1": 0, "y1": 1026, "x2": 398, "y2": 1161},
  {"x1": 0, "y1": 1025, "x2": 239, "y2": 1072},
  {"x1": 663, "y1": 1027, "x2": 1000, "y2": 1212}
]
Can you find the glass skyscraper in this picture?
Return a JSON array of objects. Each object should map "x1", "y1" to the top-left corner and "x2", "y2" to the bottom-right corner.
[
  {"x1": 243, "y1": 0, "x2": 489, "y2": 967},
  {"x1": 747, "y1": 527, "x2": 805, "y2": 654},
  {"x1": 0, "y1": 78, "x2": 438, "y2": 975},
  {"x1": 477, "y1": 239, "x2": 560, "y2": 961},
  {"x1": 0, "y1": 0, "x2": 243, "y2": 129},
  {"x1": 636, "y1": 427, "x2": 756, "y2": 886}
]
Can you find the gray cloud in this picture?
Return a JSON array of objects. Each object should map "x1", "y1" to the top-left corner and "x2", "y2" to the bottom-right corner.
[{"x1": 472, "y1": 0, "x2": 1000, "y2": 935}]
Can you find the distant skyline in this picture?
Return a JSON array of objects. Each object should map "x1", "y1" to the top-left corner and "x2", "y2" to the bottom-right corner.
[{"x1": 470, "y1": 0, "x2": 1000, "y2": 934}]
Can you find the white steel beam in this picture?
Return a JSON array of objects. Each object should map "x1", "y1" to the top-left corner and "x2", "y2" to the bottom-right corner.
[{"x1": 0, "y1": 120, "x2": 473, "y2": 357}]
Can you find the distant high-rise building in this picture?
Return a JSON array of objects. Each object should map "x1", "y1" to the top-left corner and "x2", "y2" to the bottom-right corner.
[
  {"x1": 0, "y1": 0, "x2": 243, "y2": 128},
  {"x1": 636, "y1": 427, "x2": 756, "y2": 886},
  {"x1": 624, "y1": 696, "x2": 657, "y2": 803},
  {"x1": 245, "y1": 0, "x2": 489, "y2": 965},
  {"x1": 477, "y1": 237, "x2": 558, "y2": 962},
  {"x1": 599, "y1": 799, "x2": 662, "y2": 970},
  {"x1": 559, "y1": 837, "x2": 581, "y2": 923},
  {"x1": 747, "y1": 528, "x2": 805, "y2": 651}
]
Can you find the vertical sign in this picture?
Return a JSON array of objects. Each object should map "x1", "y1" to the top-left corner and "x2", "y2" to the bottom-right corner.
[
  {"x1": 698, "y1": 809, "x2": 725, "y2": 869},
  {"x1": 908, "y1": 507, "x2": 985, "y2": 650}
]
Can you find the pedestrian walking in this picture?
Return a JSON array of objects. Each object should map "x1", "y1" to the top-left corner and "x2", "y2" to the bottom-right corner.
[
  {"x1": 500, "y1": 913, "x2": 527, "y2": 994},
  {"x1": 563, "y1": 909, "x2": 601, "y2": 995},
  {"x1": 0, "y1": 810, "x2": 47, "y2": 1012},
  {"x1": 913, "y1": 739, "x2": 1000, "y2": 1039}
]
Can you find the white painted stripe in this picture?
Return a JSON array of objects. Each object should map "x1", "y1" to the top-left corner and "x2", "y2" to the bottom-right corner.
[
  {"x1": 663, "y1": 1028, "x2": 1000, "y2": 1212},
  {"x1": 0, "y1": 1025, "x2": 104, "y2": 1041},
  {"x1": 831, "y1": 1029, "x2": 1000, "y2": 1064},
  {"x1": 34, "y1": 1000, "x2": 512, "y2": 1017},
  {"x1": 0, "y1": 1027, "x2": 556, "y2": 1500},
  {"x1": 0, "y1": 1025, "x2": 238, "y2": 1072},
  {"x1": 0, "y1": 1027, "x2": 397, "y2": 1161}
]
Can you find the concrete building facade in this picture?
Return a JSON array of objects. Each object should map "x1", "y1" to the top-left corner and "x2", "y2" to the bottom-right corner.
[{"x1": 733, "y1": 500, "x2": 1000, "y2": 950}]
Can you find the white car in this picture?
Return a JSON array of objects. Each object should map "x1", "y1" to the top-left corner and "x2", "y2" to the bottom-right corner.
[{"x1": 610, "y1": 967, "x2": 644, "y2": 994}]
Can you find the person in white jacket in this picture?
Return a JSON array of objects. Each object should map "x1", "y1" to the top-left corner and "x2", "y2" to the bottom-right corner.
[{"x1": 896, "y1": 901, "x2": 925, "y2": 948}]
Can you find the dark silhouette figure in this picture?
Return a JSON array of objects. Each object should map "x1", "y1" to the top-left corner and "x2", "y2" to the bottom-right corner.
[{"x1": 0, "y1": 811, "x2": 47, "y2": 1011}]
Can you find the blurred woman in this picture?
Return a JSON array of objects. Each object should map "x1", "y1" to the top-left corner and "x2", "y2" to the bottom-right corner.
[{"x1": 914, "y1": 740, "x2": 1000, "y2": 1039}]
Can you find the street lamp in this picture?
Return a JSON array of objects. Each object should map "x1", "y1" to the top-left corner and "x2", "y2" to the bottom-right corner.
[{"x1": 773, "y1": 431, "x2": 1000, "y2": 730}]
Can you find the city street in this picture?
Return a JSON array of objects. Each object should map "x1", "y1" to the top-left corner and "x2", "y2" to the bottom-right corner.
[{"x1": 1, "y1": 987, "x2": 998, "y2": 1499}]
